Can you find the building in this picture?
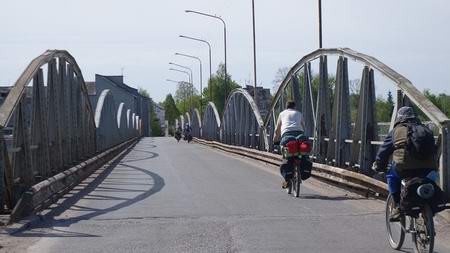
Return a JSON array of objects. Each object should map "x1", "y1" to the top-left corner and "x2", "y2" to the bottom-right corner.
[{"x1": 243, "y1": 85, "x2": 272, "y2": 119}]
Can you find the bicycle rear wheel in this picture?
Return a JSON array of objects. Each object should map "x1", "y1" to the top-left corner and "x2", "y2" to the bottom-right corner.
[
  {"x1": 292, "y1": 165, "x2": 301, "y2": 198},
  {"x1": 412, "y1": 204, "x2": 435, "y2": 253},
  {"x1": 386, "y1": 194, "x2": 405, "y2": 250}
]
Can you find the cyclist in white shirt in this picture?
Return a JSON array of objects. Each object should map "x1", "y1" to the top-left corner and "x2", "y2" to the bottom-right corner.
[{"x1": 273, "y1": 101, "x2": 306, "y2": 188}]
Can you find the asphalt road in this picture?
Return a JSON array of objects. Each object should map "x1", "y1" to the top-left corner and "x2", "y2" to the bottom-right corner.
[{"x1": 2, "y1": 137, "x2": 449, "y2": 253}]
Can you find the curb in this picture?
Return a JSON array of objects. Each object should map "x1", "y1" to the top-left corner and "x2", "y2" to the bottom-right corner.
[
  {"x1": 194, "y1": 138, "x2": 388, "y2": 198},
  {"x1": 194, "y1": 138, "x2": 450, "y2": 222}
]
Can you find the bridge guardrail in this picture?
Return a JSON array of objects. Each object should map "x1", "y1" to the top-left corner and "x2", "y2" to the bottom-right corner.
[{"x1": 9, "y1": 137, "x2": 140, "y2": 222}]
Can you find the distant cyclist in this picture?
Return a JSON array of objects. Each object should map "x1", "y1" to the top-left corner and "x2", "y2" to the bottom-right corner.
[
  {"x1": 175, "y1": 125, "x2": 182, "y2": 142},
  {"x1": 372, "y1": 106, "x2": 438, "y2": 221},
  {"x1": 184, "y1": 123, "x2": 193, "y2": 143},
  {"x1": 273, "y1": 101, "x2": 306, "y2": 188}
]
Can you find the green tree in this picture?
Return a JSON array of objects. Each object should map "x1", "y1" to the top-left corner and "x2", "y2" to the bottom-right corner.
[
  {"x1": 376, "y1": 96, "x2": 393, "y2": 122},
  {"x1": 203, "y1": 63, "x2": 241, "y2": 115},
  {"x1": 162, "y1": 94, "x2": 180, "y2": 126},
  {"x1": 174, "y1": 81, "x2": 199, "y2": 114},
  {"x1": 150, "y1": 107, "x2": 162, "y2": 136},
  {"x1": 424, "y1": 89, "x2": 450, "y2": 118},
  {"x1": 138, "y1": 87, "x2": 150, "y2": 98}
]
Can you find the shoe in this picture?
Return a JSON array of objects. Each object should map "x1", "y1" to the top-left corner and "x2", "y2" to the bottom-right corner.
[
  {"x1": 282, "y1": 181, "x2": 289, "y2": 189},
  {"x1": 389, "y1": 207, "x2": 402, "y2": 222}
]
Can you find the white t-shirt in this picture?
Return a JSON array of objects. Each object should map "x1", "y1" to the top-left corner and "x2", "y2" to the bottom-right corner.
[{"x1": 276, "y1": 109, "x2": 304, "y2": 137}]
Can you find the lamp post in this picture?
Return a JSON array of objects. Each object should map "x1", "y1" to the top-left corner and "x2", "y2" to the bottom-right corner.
[
  {"x1": 175, "y1": 52, "x2": 203, "y2": 112},
  {"x1": 169, "y1": 68, "x2": 191, "y2": 112},
  {"x1": 169, "y1": 63, "x2": 193, "y2": 108},
  {"x1": 251, "y1": 0, "x2": 258, "y2": 107},
  {"x1": 185, "y1": 10, "x2": 228, "y2": 103},
  {"x1": 318, "y1": 0, "x2": 323, "y2": 48},
  {"x1": 179, "y1": 35, "x2": 212, "y2": 100},
  {"x1": 166, "y1": 79, "x2": 186, "y2": 111}
]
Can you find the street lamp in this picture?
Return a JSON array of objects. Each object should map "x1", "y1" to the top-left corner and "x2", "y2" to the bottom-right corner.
[
  {"x1": 175, "y1": 52, "x2": 203, "y2": 112},
  {"x1": 169, "y1": 68, "x2": 191, "y2": 112},
  {"x1": 185, "y1": 10, "x2": 228, "y2": 103},
  {"x1": 318, "y1": 0, "x2": 323, "y2": 48},
  {"x1": 166, "y1": 79, "x2": 186, "y2": 111},
  {"x1": 169, "y1": 62, "x2": 193, "y2": 83},
  {"x1": 169, "y1": 63, "x2": 193, "y2": 108},
  {"x1": 251, "y1": 0, "x2": 258, "y2": 107},
  {"x1": 179, "y1": 35, "x2": 213, "y2": 100}
]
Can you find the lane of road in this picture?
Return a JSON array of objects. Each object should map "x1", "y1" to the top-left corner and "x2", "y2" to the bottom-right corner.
[{"x1": 2, "y1": 137, "x2": 449, "y2": 253}]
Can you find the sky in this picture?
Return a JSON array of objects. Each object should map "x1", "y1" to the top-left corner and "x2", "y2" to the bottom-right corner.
[{"x1": 0, "y1": 0, "x2": 449, "y2": 102}]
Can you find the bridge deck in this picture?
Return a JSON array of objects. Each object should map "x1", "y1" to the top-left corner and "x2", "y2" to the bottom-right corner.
[{"x1": 2, "y1": 137, "x2": 450, "y2": 252}]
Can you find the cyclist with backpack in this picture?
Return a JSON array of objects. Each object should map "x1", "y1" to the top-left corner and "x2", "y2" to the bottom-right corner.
[{"x1": 372, "y1": 106, "x2": 438, "y2": 221}]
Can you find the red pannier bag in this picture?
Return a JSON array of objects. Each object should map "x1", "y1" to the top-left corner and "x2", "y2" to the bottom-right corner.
[
  {"x1": 298, "y1": 140, "x2": 312, "y2": 153},
  {"x1": 286, "y1": 140, "x2": 299, "y2": 154}
]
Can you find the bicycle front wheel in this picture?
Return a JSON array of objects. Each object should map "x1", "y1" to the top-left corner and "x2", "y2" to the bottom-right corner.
[
  {"x1": 385, "y1": 194, "x2": 405, "y2": 250},
  {"x1": 412, "y1": 204, "x2": 435, "y2": 253}
]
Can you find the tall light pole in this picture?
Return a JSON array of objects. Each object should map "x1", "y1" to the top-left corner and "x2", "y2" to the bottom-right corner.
[
  {"x1": 166, "y1": 79, "x2": 187, "y2": 111},
  {"x1": 318, "y1": 0, "x2": 323, "y2": 48},
  {"x1": 251, "y1": 0, "x2": 258, "y2": 107},
  {"x1": 185, "y1": 10, "x2": 228, "y2": 104},
  {"x1": 175, "y1": 52, "x2": 203, "y2": 112},
  {"x1": 179, "y1": 35, "x2": 213, "y2": 100},
  {"x1": 169, "y1": 68, "x2": 191, "y2": 112},
  {"x1": 169, "y1": 62, "x2": 193, "y2": 108}
]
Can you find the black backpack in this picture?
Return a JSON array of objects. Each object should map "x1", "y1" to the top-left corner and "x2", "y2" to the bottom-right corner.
[
  {"x1": 400, "y1": 177, "x2": 447, "y2": 216},
  {"x1": 404, "y1": 123, "x2": 436, "y2": 160}
]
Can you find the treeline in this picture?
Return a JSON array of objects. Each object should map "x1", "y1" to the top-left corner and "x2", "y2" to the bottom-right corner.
[{"x1": 161, "y1": 63, "x2": 241, "y2": 131}]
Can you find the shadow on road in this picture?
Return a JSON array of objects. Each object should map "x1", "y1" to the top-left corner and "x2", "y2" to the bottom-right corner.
[{"x1": 7, "y1": 140, "x2": 165, "y2": 238}]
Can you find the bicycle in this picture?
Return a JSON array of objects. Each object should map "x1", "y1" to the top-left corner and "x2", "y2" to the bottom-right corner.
[
  {"x1": 286, "y1": 159, "x2": 302, "y2": 197},
  {"x1": 386, "y1": 180, "x2": 436, "y2": 253},
  {"x1": 279, "y1": 136, "x2": 312, "y2": 198}
]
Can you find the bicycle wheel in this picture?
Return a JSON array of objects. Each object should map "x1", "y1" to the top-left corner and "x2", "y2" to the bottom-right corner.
[
  {"x1": 385, "y1": 194, "x2": 405, "y2": 250},
  {"x1": 292, "y1": 165, "x2": 301, "y2": 198},
  {"x1": 412, "y1": 204, "x2": 435, "y2": 253}
]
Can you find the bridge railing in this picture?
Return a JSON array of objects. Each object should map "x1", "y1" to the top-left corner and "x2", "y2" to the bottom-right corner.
[
  {"x1": 0, "y1": 50, "x2": 96, "y2": 211},
  {"x1": 264, "y1": 48, "x2": 449, "y2": 195},
  {"x1": 0, "y1": 50, "x2": 144, "y2": 215}
]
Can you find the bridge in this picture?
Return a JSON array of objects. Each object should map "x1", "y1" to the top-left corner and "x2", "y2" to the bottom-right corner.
[{"x1": 0, "y1": 48, "x2": 449, "y2": 252}]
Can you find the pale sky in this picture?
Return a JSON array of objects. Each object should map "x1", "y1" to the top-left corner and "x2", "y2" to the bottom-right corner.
[{"x1": 0, "y1": 0, "x2": 449, "y2": 102}]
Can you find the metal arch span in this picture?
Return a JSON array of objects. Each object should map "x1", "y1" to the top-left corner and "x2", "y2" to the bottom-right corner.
[
  {"x1": 266, "y1": 48, "x2": 449, "y2": 127},
  {"x1": 264, "y1": 47, "x2": 450, "y2": 196},
  {"x1": 0, "y1": 50, "x2": 97, "y2": 211},
  {"x1": 190, "y1": 108, "x2": 202, "y2": 138},
  {"x1": 95, "y1": 89, "x2": 121, "y2": 151},
  {"x1": 202, "y1": 102, "x2": 221, "y2": 141},
  {"x1": 222, "y1": 88, "x2": 267, "y2": 150}
]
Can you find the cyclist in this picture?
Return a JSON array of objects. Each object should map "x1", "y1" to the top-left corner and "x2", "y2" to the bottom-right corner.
[
  {"x1": 372, "y1": 106, "x2": 438, "y2": 221},
  {"x1": 273, "y1": 101, "x2": 306, "y2": 188},
  {"x1": 184, "y1": 123, "x2": 192, "y2": 142},
  {"x1": 175, "y1": 125, "x2": 182, "y2": 142}
]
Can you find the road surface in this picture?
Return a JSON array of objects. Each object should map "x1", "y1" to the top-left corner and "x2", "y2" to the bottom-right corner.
[{"x1": 1, "y1": 137, "x2": 449, "y2": 252}]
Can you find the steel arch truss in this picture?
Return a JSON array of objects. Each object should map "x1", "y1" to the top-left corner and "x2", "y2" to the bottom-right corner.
[
  {"x1": 95, "y1": 90, "x2": 140, "y2": 151},
  {"x1": 190, "y1": 109, "x2": 202, "y2": 138},
  {"x1": 222, "y1": 89, "x2": 267, "y2": 150},
  {"x1": 265, "y1": 48, "x2": 450, "y2": 196},
  {"x1": 0, "y1": 50, "x2": 96, "y2": 211},
  {"x1": 201, "y1": 102, "x2": 221, "y2": 141}
]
